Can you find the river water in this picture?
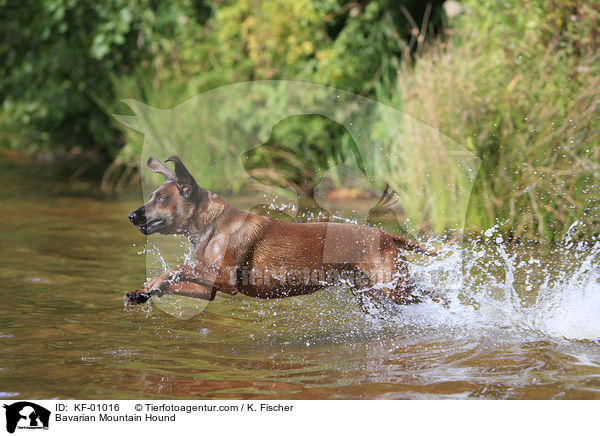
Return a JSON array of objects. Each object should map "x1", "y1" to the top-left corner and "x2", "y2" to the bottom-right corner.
[{"x1": 2, "y1": 160, "x2": 600, "y2": 399}]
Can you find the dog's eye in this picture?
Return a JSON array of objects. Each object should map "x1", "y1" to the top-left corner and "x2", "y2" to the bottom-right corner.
[{"x1": 157, "y1": 195, "x2": 167, "y2": 202}]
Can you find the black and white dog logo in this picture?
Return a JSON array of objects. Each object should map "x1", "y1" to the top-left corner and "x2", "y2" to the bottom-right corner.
[{"x1": 3, "y1": 402, "x2": 50, "y2": 433}]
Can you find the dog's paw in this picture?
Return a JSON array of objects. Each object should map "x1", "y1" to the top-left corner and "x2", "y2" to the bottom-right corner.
[{"x1": 124, "y1": 289, "x2": 151, "y2": 305}]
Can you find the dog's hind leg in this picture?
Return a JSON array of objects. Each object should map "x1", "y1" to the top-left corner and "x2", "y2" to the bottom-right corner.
[
  {"x1": 347, "y1": 266, "x2": 415, "y2": 313},
  {"x1": 387, "y1": 253, "x2": 449, "y2": 306},
  {"x1": 350, "y1": 286, "x2": 393, "y2": 313},
  {"x1": 383, "y1": 268, "x2": 449, "y2": 307},
  {"x1": 356, "y1": 250, "x2": 428, "y2": 306}
]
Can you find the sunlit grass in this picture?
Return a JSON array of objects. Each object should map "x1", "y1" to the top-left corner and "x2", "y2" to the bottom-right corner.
[{"x1": 383, "y1": 0, "x2": 600, "y2": 241}]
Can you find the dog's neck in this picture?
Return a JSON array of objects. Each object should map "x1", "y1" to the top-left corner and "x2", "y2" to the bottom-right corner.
[{"x1": 183, "y1": 191, "x2": 248, "y2": 251}]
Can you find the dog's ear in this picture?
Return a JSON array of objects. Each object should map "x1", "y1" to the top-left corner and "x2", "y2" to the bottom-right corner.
[
  {"x1": 147, "y1": 157, "x2": 176, "y2": 180},
  {"x1": 165, "y1": 155, "x2": 198, "y2": 199}
]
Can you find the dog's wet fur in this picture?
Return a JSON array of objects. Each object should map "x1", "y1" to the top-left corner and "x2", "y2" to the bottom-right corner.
[{"x1": 126, "y1": 156, "x2": 450, "y2": 308}]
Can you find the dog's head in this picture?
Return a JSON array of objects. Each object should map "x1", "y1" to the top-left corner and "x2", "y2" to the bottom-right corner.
[{"x1": 128, "y1": 156, "x2": 205, "y2": 235}]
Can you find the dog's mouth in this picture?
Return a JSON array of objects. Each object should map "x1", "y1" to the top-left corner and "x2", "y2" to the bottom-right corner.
[{"x1": 139, "y1": 219, "x2": 166, "y2": 235}]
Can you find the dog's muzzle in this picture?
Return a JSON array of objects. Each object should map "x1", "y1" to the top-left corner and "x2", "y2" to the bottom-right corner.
[
  {"x1": 128, "y1": 208, "x2": 146, "y2": 226},
  {"x1": 128, "y1": 207, "x2": 166, "y2": 235}
]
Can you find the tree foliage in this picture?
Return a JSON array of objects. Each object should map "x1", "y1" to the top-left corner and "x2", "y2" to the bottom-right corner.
[
  {"x1": 0, "y1": 0, "x2": 443, "y2": 156},
  {"x1": 0, "y1": 0, "x2": 210, "y2": 155}
]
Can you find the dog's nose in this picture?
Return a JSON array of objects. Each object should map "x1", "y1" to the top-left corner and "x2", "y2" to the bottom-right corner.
[{"x1": 129, "y1": 208, "x2": 146, "y2": 225}]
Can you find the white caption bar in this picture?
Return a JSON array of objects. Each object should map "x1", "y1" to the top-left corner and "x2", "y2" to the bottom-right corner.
[{"x1": 0, "y1": 400, "x2": 594, "y2": 436}]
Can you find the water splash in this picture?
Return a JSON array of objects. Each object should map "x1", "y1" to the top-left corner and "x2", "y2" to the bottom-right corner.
[
  {"x1": 401, "y1": 225, "x2": 600, "y2": 342},
  {"x1": 137, "y1": 217, "x2": 600, "y2": 341}
]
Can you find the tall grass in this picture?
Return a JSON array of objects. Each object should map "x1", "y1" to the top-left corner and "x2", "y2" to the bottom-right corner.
[{"x1": 385, "y1": 0, "x2": 600, "y2": 241}]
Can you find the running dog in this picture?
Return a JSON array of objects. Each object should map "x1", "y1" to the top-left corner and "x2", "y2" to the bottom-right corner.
[{"x1": 126, "y1": 156, "x2": 451, "y2": 307}]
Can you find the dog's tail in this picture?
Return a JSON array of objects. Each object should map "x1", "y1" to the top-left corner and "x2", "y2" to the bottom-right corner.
[{"x1": 390, "y1": 233, "x2": 461, "y2": 256}]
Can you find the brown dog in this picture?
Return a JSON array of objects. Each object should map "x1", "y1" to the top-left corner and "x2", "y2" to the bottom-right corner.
[{"x1": 126, "y1": 156, "x2": 450, "y2": 308}]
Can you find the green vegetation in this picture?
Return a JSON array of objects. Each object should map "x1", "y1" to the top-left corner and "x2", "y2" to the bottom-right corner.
[
  {"x1": 0, "y1": 0, "x2": 212, "y2": 156},
  {"x1": 391, "y1": 0, "x2": 600, "y2": 241},
  {"x1": 0, "y1": 0, "x2": 440, "y2": 156},
  {"x1": 2, "y1": 0, "x2": 599, "y2": 241}
]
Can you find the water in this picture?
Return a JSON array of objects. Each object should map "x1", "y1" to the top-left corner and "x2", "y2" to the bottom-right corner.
[{"x1": 2, "y1": 161, "x2": 600, "y2": 399}]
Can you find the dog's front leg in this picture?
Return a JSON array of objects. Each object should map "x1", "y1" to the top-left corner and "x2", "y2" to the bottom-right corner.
[
  {"x1": 125, "y1": 262, "x2": 237, "y2": 304},
  {"x1": 125, "y1": 270, "x2": 175, "y2": 304},
  {"x1": 125, "y1": 280, "x2": 215, "y2": 304}
]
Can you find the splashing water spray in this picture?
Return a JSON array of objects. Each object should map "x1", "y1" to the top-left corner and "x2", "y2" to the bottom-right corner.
[{"x1": 115, "y1": 80, "x2": 600, "y2": 341}]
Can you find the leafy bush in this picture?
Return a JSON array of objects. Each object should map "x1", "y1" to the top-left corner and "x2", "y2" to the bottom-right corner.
[
  {"x1": 0, "y1": 0, "x2": 211, "y2": 156},
  {"x1": 1, "y1": 0, "x2": 444, "y2": 159}
]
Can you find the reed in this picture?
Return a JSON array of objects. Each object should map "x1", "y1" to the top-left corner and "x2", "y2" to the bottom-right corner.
[{"x1": 382, "y1": 0, "x2": 600, "y2": 241}]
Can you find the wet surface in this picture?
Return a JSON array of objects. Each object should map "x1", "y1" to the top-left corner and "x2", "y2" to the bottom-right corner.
[{"x1": 2, "y1": 161, "x2": 600, "y2": 399}]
